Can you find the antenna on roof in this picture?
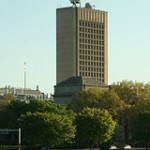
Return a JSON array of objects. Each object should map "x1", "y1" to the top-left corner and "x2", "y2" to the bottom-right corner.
[{"x1": 70, "y1": 0, "x2": 81, "y2": 7}]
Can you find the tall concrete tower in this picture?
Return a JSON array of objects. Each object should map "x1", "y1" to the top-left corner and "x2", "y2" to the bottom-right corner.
[{"x1": 56, "y1": 2, "x2": 108, "y2": 85}]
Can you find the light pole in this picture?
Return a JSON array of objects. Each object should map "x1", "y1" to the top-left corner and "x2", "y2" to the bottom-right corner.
[
  {"x1": 24, "y1": 62, "x2": 26, "y2": 101},
  {"x1": 18, "y1": 128, "x2": 21, "y2": 150}
]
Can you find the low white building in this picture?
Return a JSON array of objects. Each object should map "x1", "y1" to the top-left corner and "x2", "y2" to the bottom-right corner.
[{"x1": 0, "y1": 86, "x2": 48, "y2": 100}]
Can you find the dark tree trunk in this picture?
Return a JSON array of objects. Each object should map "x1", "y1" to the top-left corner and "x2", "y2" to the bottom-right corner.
[
  {"x1": 90, "y1": 145, "x2": 92, "y2": 150},
  {"x1": 145, "y1": 140, "x2": 148, "y2": 150}
]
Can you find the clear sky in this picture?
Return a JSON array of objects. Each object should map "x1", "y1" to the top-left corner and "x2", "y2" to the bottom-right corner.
[{"x1": 0, "y1": 0, "x2": 150, "y2": 95}]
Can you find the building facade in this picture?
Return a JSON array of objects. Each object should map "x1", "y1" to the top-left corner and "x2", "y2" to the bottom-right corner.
[
  {"x1": 54, "y1": 76, "x2": 108, "y2": 104},
  {"x1": 0, "y1": 86, "x2": 47, "y2": 100},
  {"x1": 56, "y1": 3, "x2": 108, "y2": 84}
]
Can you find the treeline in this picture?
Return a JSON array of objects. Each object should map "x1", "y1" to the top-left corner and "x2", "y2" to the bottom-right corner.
[
  {"x1": 0, "y1": 80, "x2": 150, "y2": 150},
  {"x1": 0, "y1": 97, "x2": 115, "y2": 149},
  {"x1": 70, "y1": 80, "x2": 150, "y2": 150}
]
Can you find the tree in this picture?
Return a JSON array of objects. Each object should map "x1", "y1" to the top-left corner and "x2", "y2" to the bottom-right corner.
[
  {"x1": 134, "y1": 84, "x2": 150, "y2": 112},
  {"x1": 0, "y1": 100, "x2": 12, "y2": 128},
  {"x1": 111, "y1": 81, "x2": 150, "y2": 144},
  {"x1": 133, "y1": 111, "x2": 150, "y2": 150},
  {"x1": 0, "y1": 99, "x2": 76, "y2": 147},
  {"x1": 15, "y1": 100, "x2": 75, "y2": 146},
  {"x1": 3, "y1": 93, "x2": 16, "y2": 101},
  {"x1": 70, "y1": 87, "x2": 125, "y2": 117},
  {"x1": 75, "y1": 107, "x2": 116, "y2": 149},
  {"x1": 70, "y1": 88, "x2": 103, "y2": 112},
  {"x1": 18, "y1": 111, "x2": 76, "y2": 148},
  {"x1": 99, "y1": 89, "x2": 125, "y2": 117},
  {"x1": 27, "y1": 99, "x2": 76, "y2": 121},
  {"x1": 110, "y1": 125, "x2": 125, "y2": 147},
  {"x1": 110, "y1": 80, "x2": 148, "y2": 105},
  {"x1": 0, "y1": 100, "x2": 28, "y2": 128},
  {"x1": 26, "y1": 99, "x2": 60, "y2": 113}
]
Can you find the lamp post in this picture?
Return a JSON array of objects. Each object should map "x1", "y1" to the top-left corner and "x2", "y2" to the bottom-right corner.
[
  {"x1": 24, "y1": 62, "x2": 26, "y2": 101},
  {"x1": 18, "y1": 128, "x2": 21, "y2": 150}
]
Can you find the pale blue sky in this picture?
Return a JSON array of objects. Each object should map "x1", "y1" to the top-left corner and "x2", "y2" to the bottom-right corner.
[{"x1": 0, "y1": 0, "x2": 150, "y2": 95}]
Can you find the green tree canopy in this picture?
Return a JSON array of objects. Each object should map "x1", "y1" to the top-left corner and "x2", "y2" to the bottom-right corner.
[
  {"x1": 0, "y1": 100, "x2": 12, "y2": 128},
  {"x1": 18, "y1": 111, "x2": 76, "y2": 148},
  {"x1": 110, "y1": 80, "x2": 150, "y2": 105},
  {"x1": 3, "y1": 93, "x2": 16, "y2": 101},
  {"x1": 70, "y1": 88, "x2": 103, "y2": 112},
  {"x1": 27, "y1": 99, "x2": 73, "y2": 115},
  {"x1": 110, "y1": 125, "x2": 125, "y2": 147},
  {"x1": 0, "y1": 99, "x2": 76, "y2": 146},
  {"x1": 70, "y1": 87, "x2": 125, "y2": 117},
  {"x1": 133, "y1": 111, "x2": 150, "y2": 150},
  {"x1": 100, "y1": 89, "x2": 125, "y2": 116},
  {"x1": 111, "y1": 81, "x2": 150, "y2": 143},
  {"x1": 75, "y1": 107, "x2": 116, "y2": 149}
]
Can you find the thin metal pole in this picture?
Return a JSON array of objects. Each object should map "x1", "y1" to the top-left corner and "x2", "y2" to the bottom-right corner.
[
  {"x1": 18, "y1": 128, "x2": 21, "y2": 150},
  {"x1": 24, "y1": 62, "x2": 26, "y2": 101}
]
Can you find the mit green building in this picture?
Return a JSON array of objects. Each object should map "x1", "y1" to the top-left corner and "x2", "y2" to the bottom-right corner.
[{"x1": 55, "y1": 2, "x2": 108, "y2": 103}]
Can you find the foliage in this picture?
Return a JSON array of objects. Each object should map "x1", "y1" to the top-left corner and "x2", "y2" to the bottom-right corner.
[
  {"x1": 134, "y1": 84, "x2": 150, "y2": 113},
  {"x1": 0, "y1": 100, "x2": 12, "y2": 128},
  {"x1": 16, "y1": 99, "x2": 76, "y2": 146},
  {"x1": 0, "y1": 100, "x2": 28, "y2": 128},
  {"x1": 75, "y1": 107, "x2": 116, "y2": 149},
  {"x1": 110, "y1": 125, "x2": 125, "y2": 147},
  {"x1": 111, "y1": 81, "x2": 150, "y2": 143},
  {"x1": 1, "y1": 81, "x2": 150, "y2": 148},
  {"x1": 70, "y1": 88, "x2": 103, "y2": 112},
  {"x1": 27, "y1": 99, "x2": 75, "y2": 119},
  {"x1": 3, "y1": 93, "x2": 16, "y2": 101},
  {"x1": 133, "y1": 111, "x2": 150, "y2": 150},
  {"x1": 0, "y1": 99, "x2": 76, "y2": 147},
  {"x1": 110, "y1": 80, "x2": 149, "y2": 105},
  {"x1": 99, "y1": 89, "x2": 125, "y2": 116},
  {"x1": 18, "y1": 111, "x2": 76, "y2": 147},
  {"x1": 70, "y1": 88, "x2": 126, "y2": 117}
]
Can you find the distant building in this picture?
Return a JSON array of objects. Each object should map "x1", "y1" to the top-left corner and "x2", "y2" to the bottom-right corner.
[
  {"x1": 53, "y1": 76, "x2": 108, "y2": 104},
  {"x1": 56, "y1": 3, "x2": 108, "y2": 84},
  {"x1": 0, "y1": 86, "x2": 48, "y2": 100},
  {"x1": 55, "y1": 2, "x2": 108, "y2": 104}
]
